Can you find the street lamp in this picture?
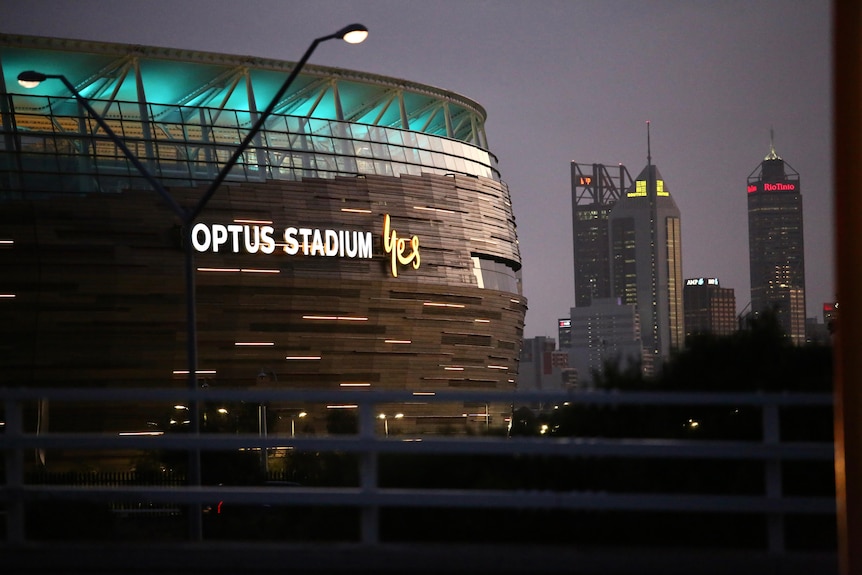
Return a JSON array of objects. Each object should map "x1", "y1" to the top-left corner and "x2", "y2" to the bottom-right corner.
[
  {"x1": 15, "y1": 23, "x2": 367, "y2": 538},
  {"x1": 291, "y1": 411, "x2": 307, "y2": 438},
  {"x1": 378, "y1": 412, "x2": 403, "y2": 436}
]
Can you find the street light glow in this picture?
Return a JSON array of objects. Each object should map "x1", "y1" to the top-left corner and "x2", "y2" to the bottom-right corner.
[
  {"x1": 17, "y1": 70, "x2": 46, "y2": 88},
  {"x1": 338, "y1": 24, "x2": 369, "y2": 44}
]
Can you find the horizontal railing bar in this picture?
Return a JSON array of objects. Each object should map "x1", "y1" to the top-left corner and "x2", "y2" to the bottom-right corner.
[
  {"x1": 0, "y1": 387, "x2": 835, "y2": 406},
  {"x1": 0, "y1": 484, "x2": 835, "y2": 515},
  {"x1": 0, "y1": 433, "x2": 835, "y2": 460}
]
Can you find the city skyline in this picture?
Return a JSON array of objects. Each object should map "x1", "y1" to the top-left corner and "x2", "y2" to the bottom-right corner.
[{"x1": 0, "y1": 0, "x2": 832, "y2": 339}]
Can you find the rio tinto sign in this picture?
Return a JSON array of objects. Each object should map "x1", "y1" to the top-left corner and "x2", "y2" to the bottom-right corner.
[
  {"x1": 191, "y1": 214, "x2": 420, "y2": 278},
  {"x1": 748, "y1": 182, "x2": 797, "y2": 193}
]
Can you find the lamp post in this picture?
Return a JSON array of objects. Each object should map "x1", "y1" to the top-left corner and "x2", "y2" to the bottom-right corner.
[
  {"x1": 16, "y1": 23, "x2": 368, "y2": 539},
  {"x1": 291, "y1": 411, "x2": 307, "y2": 438},
  {"x1": 378, "y1": 412, "x2": 403, "y2": 436}
]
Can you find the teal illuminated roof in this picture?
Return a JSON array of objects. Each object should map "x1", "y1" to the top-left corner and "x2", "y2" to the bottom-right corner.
[{"x1": 0, "y1": 34, "x2": 489, "y2": 148}]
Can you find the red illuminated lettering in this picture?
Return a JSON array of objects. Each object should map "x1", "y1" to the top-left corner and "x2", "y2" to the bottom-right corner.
[
  {"x1": 747, "y1": 184, "x2": 757, "y2": 193},
  {"x1": 763, "y1": 182, "x2": 796, "y2": 192}
]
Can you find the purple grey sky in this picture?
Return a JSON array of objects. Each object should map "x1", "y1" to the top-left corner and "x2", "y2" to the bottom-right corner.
[{"x1": 2, "y1": 0, "x2": 832, "y2": 339}]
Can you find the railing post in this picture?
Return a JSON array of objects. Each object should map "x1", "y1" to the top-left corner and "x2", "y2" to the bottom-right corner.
[
  {"x1": 358, "y1": 401, "x2": 379, "y2": 545},
  {"x1": 3, "y1": 398, "x2": 25, "y2": 544},
  {"x1": 762, "y1": 402, "x2": 784, "y2": 554}
]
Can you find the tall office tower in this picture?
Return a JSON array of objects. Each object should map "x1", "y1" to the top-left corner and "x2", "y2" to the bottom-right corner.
[
  {"x1": 608, "y1": 132, "x2": 683, "y2": 371},
  {"x1": 571, "y1": 163, "x2": 633, "y2": 307},
  {"x1": 565, "y1": 298, "x2": 645, "y2": 387},
  {"x1": 747, "y1": 135, "x2": 806, "y2": 344},
  {"x1": 683, "y1": 277, "x2": 737, "y2": 339}
]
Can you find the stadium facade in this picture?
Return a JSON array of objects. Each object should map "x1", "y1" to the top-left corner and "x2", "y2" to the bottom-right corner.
[{"x1": 0, "y1": 35, "x2": 526, "y2": 445}]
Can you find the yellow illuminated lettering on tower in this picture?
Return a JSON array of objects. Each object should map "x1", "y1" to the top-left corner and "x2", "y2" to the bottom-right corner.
[{"x1": 628, "y1": 180, "x2": 647, "y2": 198}]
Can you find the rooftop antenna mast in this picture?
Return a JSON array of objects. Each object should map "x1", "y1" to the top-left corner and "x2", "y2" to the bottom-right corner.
[
  {"x1": 647, "y1": 120, "x2": 652, "y2": 166},
  {"x1": 766, "y1": 126, "x2": 780, "y2": 160}
]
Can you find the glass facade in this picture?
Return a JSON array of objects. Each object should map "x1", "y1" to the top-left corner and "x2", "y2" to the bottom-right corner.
[
  {"x1": 3, "y1": 97, "x2": 496, "y2": 198},
  {"x1": 665, "y1": 216, "x2": 683, "y2": 350}
]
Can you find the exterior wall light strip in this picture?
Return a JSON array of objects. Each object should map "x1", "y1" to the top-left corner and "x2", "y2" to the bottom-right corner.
[
  {"x1": 119, "y1": 431, "x2": 165, "y2": 436},
  {"x1": 234, "y1": 342, "x2": 275, "y2": 346},
  {"x1": 413, "y1": 206, "x2": 456, "y2": 214},
  {"x1": 0, "y1": 294, "x2": 16, "y2": 298},
  {"x1": 384, "y1": 339, "x2": 412, "y2": 344},
  {"x1": 172, "y1": 369, "x2": 217, "y2": 375},
  {"x1": 303, "y1": 315, "x2": 368, "y2": 321},
  {"x1": 240, "y1": 268, "x2": 280, "y2": 274},
  {"x1": 412, "y1": 392, "x2": 436, "y2": 396},
  {"x1": 233, "y1": 218, "x2": 273, "y2": 225},
  {"x1": 469, "y1": 238, "x2": 498, "y2": 245},
  {"x1": 0, "y1": 240, "x2": 13, "y2": 245},
  {"x1": 474, "y1": 319, "x2": 491, "y2": 323},
  {"x1": 326, "y1": 404, "x2": 358, "y2": 409},
  {"x1": 285, "y1": 356, "x2": 321, "y2": 360},
  {"x1": 197, "y1": 267, "x2": 241, "y2": 272},
  {"x1": 487, "y1": 365, "x2": 508, "y2": 370},
  {"x1": 423, "y1": 302, "x2": 465, "y2": 308},
  {"x1": 444, "y1": 367, "x2": 465, "y2": 371},
  {"x1": 341, "y1": 208, "x2": 372, "y2": 214},
  {"x1": 340, "y1": 382, "x2": 371, "y2": 387}
]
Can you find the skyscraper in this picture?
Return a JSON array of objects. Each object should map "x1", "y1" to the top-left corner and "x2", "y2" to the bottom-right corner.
[
  {"x1": 608, "y1": 131, "x2": 683, "y2": 371},
  {"x1": 564, "y1": 298, "x2": 645, "y2": 387},
  {"x1": 683, "y1": 277, "x2": 737, "y2": 339},
  {"x1": 571, "y1": 163, "x2": 632, "y2": 307},
  {"x1": 747, "y1": 135, "x2": 806, "y2": 344}
]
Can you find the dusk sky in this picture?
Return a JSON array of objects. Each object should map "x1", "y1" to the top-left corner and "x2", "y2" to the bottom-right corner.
[{"x1": 2, "y1": 0, "x2": 832, "y2": 339}]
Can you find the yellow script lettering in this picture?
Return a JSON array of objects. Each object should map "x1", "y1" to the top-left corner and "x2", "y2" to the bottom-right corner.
[{"x1": 383, "y1": 214, "x2": 420, "y2": 278}]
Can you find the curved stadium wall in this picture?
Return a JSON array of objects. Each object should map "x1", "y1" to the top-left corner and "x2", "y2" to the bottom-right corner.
[{"x1": 0, "y1": 35, "x2": 525, "y2": 443}]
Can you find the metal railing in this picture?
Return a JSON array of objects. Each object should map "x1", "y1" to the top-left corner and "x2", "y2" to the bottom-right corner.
[{"x1": 0, "y1": 386, "x2": 837, "y2": 574}]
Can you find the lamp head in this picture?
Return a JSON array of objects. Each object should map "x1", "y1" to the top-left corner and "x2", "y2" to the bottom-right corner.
[
  {"x1": 17, "y1": 70, "x2": 48, "y2": 89},
  {"x1": 338, "y1": 23, "x2": 369, "y2": 44}
]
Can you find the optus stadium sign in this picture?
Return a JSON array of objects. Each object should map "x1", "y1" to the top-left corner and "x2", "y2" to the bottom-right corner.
[{"x1": 191, "y1": 213, "x2": 420, "y2": 278}]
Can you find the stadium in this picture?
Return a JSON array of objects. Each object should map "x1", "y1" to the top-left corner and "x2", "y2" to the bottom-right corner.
[{"x1": 0, "y1": 33, "x2": 525, "y2": 458}]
